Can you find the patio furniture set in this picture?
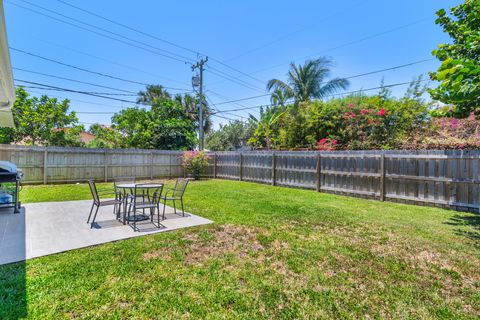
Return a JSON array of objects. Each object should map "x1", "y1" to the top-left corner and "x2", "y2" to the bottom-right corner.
[{"x1": 87, "y1": 177, "x2": 189, "y2": 231}]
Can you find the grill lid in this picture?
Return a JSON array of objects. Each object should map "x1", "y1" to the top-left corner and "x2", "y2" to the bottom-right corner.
[{"x1": 0, "y1": 161, "x2": 17, "y2": 173}]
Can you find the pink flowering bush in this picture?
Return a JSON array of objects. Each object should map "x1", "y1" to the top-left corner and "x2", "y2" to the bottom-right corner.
[
  {"x1": 182, "y1": 151, "x2": 209, "y2": 180},
  {"x1": 404, "y1": 113, "x2": 480, "y2": 149},
  {"x1": 316, "y1": 138, "x2": 337, "y2": 151},
  {"x1": 340, "y1": 103, "x2": 391, "y2": 149}
]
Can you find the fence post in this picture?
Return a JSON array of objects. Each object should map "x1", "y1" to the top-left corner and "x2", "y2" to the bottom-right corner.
[
  {"x1": 168, "y1": 153, "x2": 172, "y2": 179},
  {"x1": 239, "y1": 153, "x2": 243, "y2": 181},
  {"x1": 43, "y1": 147, "x2": 48, "y2": 185},
  {"x1": 150, "y1": 151, "x2": 154, "y2": 180},
  {"x1": 380, "y1": 154, "x2": 386, "y2": 201},
  {"x1": 104, "y1": 148, "x2": 108, "y2": 182},
  {"x1": 316, "y1": 153, "x2": 321, "y2": 192},
  {"x1": 213, "y1": 152, "x2": 217, "y2": 179},
  {"x1": 271, "y1": 153, "x2": 276, "y2": 186}
]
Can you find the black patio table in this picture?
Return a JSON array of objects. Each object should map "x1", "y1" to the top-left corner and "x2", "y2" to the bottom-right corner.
[{"x1": 116, "y1": 183, "x2": 164, "y2": 224}]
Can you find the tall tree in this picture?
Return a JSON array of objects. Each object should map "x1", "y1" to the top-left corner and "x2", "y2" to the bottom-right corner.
[
  {"x1": 267, "y1": 57, "x2": 349, "y2": 103},
  {"x1": 87, "y1": 123, "x2": 125, "y2": 148},
  {"x1": 174, "y1": 93, "x2": 212, "y2": 134},
  {"x1": 112, "y1": 99, "x2": 197, "y2": 150},
  {"x1": 270, "y1": 89, "x2": 291, "y2": 107},
  {"x1": 429, "y1": 0, "x2": 480, "y2": 117},
  {"x1": 248, "y1": 106, "x2": 285, "y2": 150},
  {"x1": 0, "y1": 88, "x2": 82, "y2": 146},
  {"x1": 205, "y1": 120, "x2": 254, "y2": 151},
  {"x1": 137, "y1": 84, "x2": 171, "y2": 105}
]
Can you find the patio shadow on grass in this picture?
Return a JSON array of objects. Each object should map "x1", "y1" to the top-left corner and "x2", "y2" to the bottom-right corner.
[
  {"x1": 0, "y1": 207, "x2": 27, "y2": 319},
  {"x1": 446, "y1": 213, "x2": 480, "y2": 248}
]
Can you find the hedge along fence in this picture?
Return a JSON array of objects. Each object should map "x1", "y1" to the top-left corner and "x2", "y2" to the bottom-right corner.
[{"x1": 0, "y1": 144, "x2": 479, "y2": 212}]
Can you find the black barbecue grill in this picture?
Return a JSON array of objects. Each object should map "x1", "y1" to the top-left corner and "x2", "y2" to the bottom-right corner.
[{"x1": 0, "y1": 161, "x2": 23, "y2": 213}]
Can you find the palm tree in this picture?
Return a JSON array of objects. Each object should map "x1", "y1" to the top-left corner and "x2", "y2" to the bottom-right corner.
[
  {"x1": 270, "y1": 89, "x2": 291, "y2": 107},
  {"x1": 249, "y1": 107, "x2": 284, "y2": 150},
  {"x1": 174, "y1": 93, "x2": 212, "y2": 134},
  {"x1": 137, "y1": 85, "x2": 171, "y2": 105},
  {"x1": 267, "y1": 57, "x2": 349, "y2": 103}
]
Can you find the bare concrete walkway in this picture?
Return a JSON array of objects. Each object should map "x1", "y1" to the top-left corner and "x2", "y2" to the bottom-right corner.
[{"x1": 0, "y1": 200, "x2": 212, "y2": 265}]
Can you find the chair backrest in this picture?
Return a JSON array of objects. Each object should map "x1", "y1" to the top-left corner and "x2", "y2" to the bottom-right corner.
[
  {"x1": 88, "y1": 180, "x2": 100, "y2": 204},
  {"x1": 173, "y1": 179, "x2": 189, "y2": 198},
  {"x1": 114, "y1": 177, "x2": 136, "y2": 193},
  {"x1": 134, "y1": 183, "x2": 163, "y2": 205}
]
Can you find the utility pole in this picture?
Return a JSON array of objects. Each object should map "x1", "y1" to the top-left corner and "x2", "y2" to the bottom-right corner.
[{"x1": 192, "y1": 57, "x2": 208, "y2": 150}]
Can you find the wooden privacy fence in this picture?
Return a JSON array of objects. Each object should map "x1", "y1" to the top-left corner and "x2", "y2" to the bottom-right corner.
[
  {"x1": 0, "y1": 145, "x2": 184, "y2": 184},
  {"x1": 212, "y1": 150, "x2": 480, "y2": 212},
  {"x1": 1, "y1": 144, "x2": 480, "y2": 212}
]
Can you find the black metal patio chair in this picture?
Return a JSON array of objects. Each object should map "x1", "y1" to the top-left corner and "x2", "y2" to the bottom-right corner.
[
  {"x1": 162, "y1": 178, "x2": 189, "y2": 217},
  {"x1": 87, "y1": 180, "x2": 123, "y2": 229},
  {"x1": 127, "y1": 183, "x2": 164, "y2": 231},
  {"x1": 113, "y1": 176, "x2": 136, "y2": 219}
]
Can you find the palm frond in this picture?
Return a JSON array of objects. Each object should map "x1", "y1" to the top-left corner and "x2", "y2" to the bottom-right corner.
[{"x1": 317, "y1": 78, "x2": 350, "y2": 98}]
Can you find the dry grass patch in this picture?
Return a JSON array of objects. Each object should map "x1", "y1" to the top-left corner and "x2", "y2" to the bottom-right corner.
[{"x1": 183, "y1": 224, "x2": 269, "y2": 265}]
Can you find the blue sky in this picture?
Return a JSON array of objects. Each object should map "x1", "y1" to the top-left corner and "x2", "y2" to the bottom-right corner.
[{"x1": 5, "y1": 0, "x2": 460, "y2": 129}]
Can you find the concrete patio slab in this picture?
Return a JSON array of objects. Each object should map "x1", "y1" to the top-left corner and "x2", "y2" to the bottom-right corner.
[{"x1": 0, "y1": 200, "x2": 213, "y2": 265}]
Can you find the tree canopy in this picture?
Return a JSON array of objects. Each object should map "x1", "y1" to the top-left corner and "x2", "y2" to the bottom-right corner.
[
  {"x1": 429, "y1": 0, "x2": 480, "y2": 117},
  {"x1": 0, "y1": 87, "x2": 83, "y2": 146},
  {"x1": 112, "y1": 99, "x2": 197, "y2": 150},
  {"x1": 267, "y1": 57, "x2": 349, "y2": 103},
  {"x1": 206, "y1": 120, "x2": 254, "y2": 151}
]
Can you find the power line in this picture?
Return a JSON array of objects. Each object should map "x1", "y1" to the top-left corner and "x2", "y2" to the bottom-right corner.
[
  {"x1": 12, "y1": 67, "x2": 190, "y2": 92},
  {"x1": 11, "y1": 1, "x2": 266, "y2": 93},
  {"x1": 14, "y1": 79, "x2": 139, "y2": 103},
  {"x1": 205, "y1": 94, "x2": 244, "y2": 119},
  {"x1": 207, "y1": 67, "x2": 265, "y2": 94},
  {"x1": 344, "y1": 59, "x2": 435, "y2": 80},
  {"x1": 55, "y1": 0, "x2": 199, "y2": 56},
  {"x1": 208, "y1": 57, "x2": 264, "y2": 84},
  {"x1": 210, "y1": 114, "x2": 240, "y2": 122},
  {"x1": 211, "y1": 93, "x2": 270, "y2": 106},
  {"x1": 53, "y1": 0, "x2": 269, "y2": 89},
  {"x1": 207, "y1": 90, "x2": 253, "y2": 110},
  {"x1": 11, "y1": 47, "x2": 148, "y2": 86},
  {"x1": 214, "y1": 79, "x2": 430, "y2": 115},
  {"x1": 206, "y1": 59, "x2": 433, "y2": 108},
  {"x1": 31, "y1": 36, "x2": 190, "y2": 87},
  {"x1": 13, "y1": 67, "x2": 137, "y2": 94},
  {"x1": 16, "y1": 84, "x2": 136, "y2": 97},
  {"x1": 248, "y1": 17, "x2": 434, "y2": 77},
  {"x1": 11, "y1": 0, "x2": 194, "y2": 64},
  {"x1": 223, "y1": 0, "x2": 369, "y2": 63},
  {"x1": 23, "y1": 88, "x2": 129, "y2": 109},
  {"x1": 11, "y1": 47, "x2": 150, "y2": 87}
]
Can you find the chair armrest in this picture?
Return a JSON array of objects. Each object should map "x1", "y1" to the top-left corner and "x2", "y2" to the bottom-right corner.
[
  {"x1": 162, "y1": 189, "x2": 173, "y2": 198},
  {"x1": 97, "y1": 190, "x2": 116, "y2": 198}
]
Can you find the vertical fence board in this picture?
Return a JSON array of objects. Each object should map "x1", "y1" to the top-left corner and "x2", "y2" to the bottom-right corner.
[{"x1": 0, "y1": 145, "x2": 478, "y2": 212}]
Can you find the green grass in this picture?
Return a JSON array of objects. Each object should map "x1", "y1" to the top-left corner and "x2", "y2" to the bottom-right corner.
[{"x1": 1, "y1": 180, "x2": 480, "y2": 319}]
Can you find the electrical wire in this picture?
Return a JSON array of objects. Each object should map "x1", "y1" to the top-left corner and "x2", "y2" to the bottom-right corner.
[
  {"x1": 12, "y1": 66, "x2": 190, "y2": 92},
  {"x1": 205, "y1": 59, "x2": 433, "y2": 108},
  {"x1": 53, "y1": 0, "x2": 270, "y2": 88},
  {"x1": 10, "y1": 0, "x2": 194, "y2": 64},
  {"x1": 249, "y1": 17, "x2": 433, "y2": 76},
  {"x1": 31, "y1": 36, "x2": 190, "y2": 86},
  {"x1": 15, "y1": 80, "x2": 139, "y2": 103},
  {"x1": 206, "y1": 68, "x2": 265, "y2": 94},
  {"x1": 213, "y1": 79, "x2": 430, "y2": 115},
  {"x1": 10, "y1": 48, "x2": 185, "y2": 90},
  {"x1": 13, "y1": 67, "x2": 138, "y2": 94}
]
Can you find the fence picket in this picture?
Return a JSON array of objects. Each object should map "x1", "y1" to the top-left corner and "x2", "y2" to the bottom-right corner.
[{"x1": 1, "y1": 144, "x2": 479, "y2": 212}]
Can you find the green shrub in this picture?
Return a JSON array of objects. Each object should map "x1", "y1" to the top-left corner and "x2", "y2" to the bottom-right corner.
[{"x1": 182, "y1": 151, "x2": 209, "y2": 180}]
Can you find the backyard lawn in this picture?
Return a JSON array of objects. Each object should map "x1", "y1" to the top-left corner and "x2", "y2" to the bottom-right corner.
[{"x1": 1, "y1": 179, "x2": 479, "y2": 319}]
